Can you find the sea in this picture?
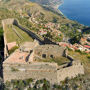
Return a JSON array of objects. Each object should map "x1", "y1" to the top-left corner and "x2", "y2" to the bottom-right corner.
[{"x1": 59, "y1": 0, "x2": 90, "y2": 26}]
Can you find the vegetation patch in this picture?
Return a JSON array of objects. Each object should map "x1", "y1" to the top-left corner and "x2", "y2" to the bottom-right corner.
[
  {"x1": 2, "y1": 75, "x2": 90, "y2": 90},
  {"x1": 37, "y1": 57, "x2": 70, "y2": 65},
  {"x1": 8, "y1": 46, "x2": 19, "y2": 55},
  {"x1": 4, "y1": 78, "x2": 51, "y2": 90},
  {"x1": 11, "y1": 67, "x2": 19, "y2": 72}
]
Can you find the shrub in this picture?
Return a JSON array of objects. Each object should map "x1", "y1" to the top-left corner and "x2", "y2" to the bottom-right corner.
[
  {"x1": 8, "y1": 46, "x2": 19, "y2": 55},
  {"x1": 75, "y1": 50, "x2": 88, "y2": 55},
  {"x1": 11, "y1": 67, "x2": 19, "y2": 72},
  {"x1": 87, "y1": 56, "x2": 90, "y2": 59},
  {"x1": 52, "y1": 16, "x2": 58, "y2": 23},
  {"x1": 53, "y1": 84, "x2": 61, "y2": 89},
  {"x1": 24, "y1": 78, "x2": 33, "y2": 85}
]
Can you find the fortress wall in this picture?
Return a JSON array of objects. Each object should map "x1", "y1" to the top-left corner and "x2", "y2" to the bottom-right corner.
[
  {"x1": 2, "y1": 18, "x2": 18, "y2": 59},
  {"x1": 33, "y1": 45, "x2": 65, "y2": 59},
  {"x1": 57, "y1": 61, "x2": 84, "y2": 83},
  {"x1": 2, "y1": 18, "x2": 43, "y2": 45},
  {"x1": 2, "y1": 18, "x2": 85, "y2": 84},
  {"x1": 16, "y1": 24, "x2": 43, "y2": 43},
  {"x1": 3, "y1": 61, "x2": 84, "y2": 84},
  {"x1": 3, "y1": 30, "x2": 8, "y2": 59},
  {"x1": 2, "y1": 20, "x2": 10, "y2": 59},
  {"x1": 3, "y1": 63, "x2": 58, "y2": 84}
]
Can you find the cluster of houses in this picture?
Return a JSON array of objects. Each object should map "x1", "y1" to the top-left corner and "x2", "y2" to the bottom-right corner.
[
  {"x1": 34, "y1": 21, "x2": 90, "y2": 53},
  {"x1": 38, "y1": 22, "x2": 62, "y2": 38},
  {"x1": 58, "y1": 41, "x2": 90, "y2": 53},
  {"x1": 38, "y1": 29, "x2": 47, "y2": 36}
]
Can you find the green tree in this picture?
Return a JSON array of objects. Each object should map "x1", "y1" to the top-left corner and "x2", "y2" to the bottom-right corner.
[{"x1": 70, "y1": 34, "x2": 82, "y2": 44}]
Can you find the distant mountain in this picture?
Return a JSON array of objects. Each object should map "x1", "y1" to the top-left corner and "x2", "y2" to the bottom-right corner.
[{"x1": 30, "y1": 0, "x2": 63, "y2": 8}]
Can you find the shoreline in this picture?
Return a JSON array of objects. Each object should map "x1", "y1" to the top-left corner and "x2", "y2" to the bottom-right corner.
[
  {"x1": 55, "y1": 1, "x2": 64, "y2": 16},
  {"x1": 56, "y1": 1, "x2": 90, "y2": 27},
  {"x1": 51, "y1": 0, "x2": 64, "y2": 14}
]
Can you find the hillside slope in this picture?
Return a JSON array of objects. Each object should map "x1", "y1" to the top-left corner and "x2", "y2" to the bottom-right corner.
[
  {"x1": 0, "y1": 0, "x2": 86, "y2": 45},
  {"x1": 30, "y1": 0, "x2": 63, "y2": 8},
  {"x1": 0, "y1": 0, "x2": 90, "y2": 90}
]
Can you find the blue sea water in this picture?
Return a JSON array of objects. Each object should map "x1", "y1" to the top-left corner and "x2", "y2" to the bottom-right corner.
[{"x1": 59, "y1": 0, "x2": 90, "y2": 26}]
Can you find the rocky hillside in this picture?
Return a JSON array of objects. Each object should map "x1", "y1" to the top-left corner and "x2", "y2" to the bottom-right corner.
[{"x1": 0, "y1": 0, "x2": 88, "y2": 44}]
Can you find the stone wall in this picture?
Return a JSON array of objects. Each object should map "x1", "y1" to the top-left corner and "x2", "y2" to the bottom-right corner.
[
  {"x1": 57, "y1": 61, "x2": 84, "y2": 83},
  {"x1": 2, "y1": 18, "x2": 85, "y2": 84},
  {"x1": 3, "y1": 61, "x2": 84, "y2": 84},
  {"x1": 33, "y1": 45, "x2": 65, "y2": 60},
  {"x1": 2, "y1": 18, "x2": 18, "y2": 59},
  {"x1": 3, "y1": 63, "x2": 58, "y2": 84},
  {"x1": 2, "y1": 18, "x2": 42, "y2": 59}
]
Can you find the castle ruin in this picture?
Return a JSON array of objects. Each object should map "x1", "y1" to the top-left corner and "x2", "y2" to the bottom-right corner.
[
  {"x1": 2, "y1": 18, "x2": 84, "y2": 84},
  {"x1": 3, "y1": 43, "x2": 84, "y2": 84}
]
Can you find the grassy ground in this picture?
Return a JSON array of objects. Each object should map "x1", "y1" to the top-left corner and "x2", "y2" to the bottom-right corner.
[
  {"x1": 13, "y1": 25, "x2": 33, "y2": 42},
  {"x1": 4, "y1": 24, "x2": 33, "y2": 44},
  {"x1": 37, "y1": 57, "x2": 70, "y2": 65}
]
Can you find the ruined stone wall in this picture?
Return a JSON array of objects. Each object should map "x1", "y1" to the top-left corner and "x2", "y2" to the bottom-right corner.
[
  {"x1": 3, "y1": 63, "x2": 58, "y2": 84},
  {"x1": 57, "y1": 61, "x2": 84, "y2": 83},
  {"x1": 2, "y1": 18, "x2": 43, "y2": 44},
  {"x1": 2, "y1": 18, "x2": 18, "y2": 59},
  {"x1": 2, "y1": 18, "x2": 42, "y2": 59},
  {"x1": 33, "y1": 45, "x2": 65, "y2": 59},
  {"x1": 2, "y1": 18, "x2": 85, "y2": 84},
  {"x1": 3, "y1": 61, "x2": 84, "y2": 84}
]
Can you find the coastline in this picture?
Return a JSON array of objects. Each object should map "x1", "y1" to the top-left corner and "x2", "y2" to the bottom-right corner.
[
  {"x1": 56, "y1": 0, "x2": 90, "y2": 26},
  {"x1": 54, "y1": 1, "x2": 64, "y2": 16}
]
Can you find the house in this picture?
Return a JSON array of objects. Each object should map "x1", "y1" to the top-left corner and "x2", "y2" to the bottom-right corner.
[
  {"x1": 84, "y1": 45, "x2": 90, "y2": 49},
  {"x1": 38, "y1": 29, "x2": 47, "y2": 36},
  {"x1": 80, "y1": 38, "x2": 87, "y2": 45}
]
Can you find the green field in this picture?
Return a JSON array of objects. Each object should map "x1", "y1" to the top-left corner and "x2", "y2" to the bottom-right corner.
[{"x1": 4, "y1": 24, "x2": 33, "y2": 44}]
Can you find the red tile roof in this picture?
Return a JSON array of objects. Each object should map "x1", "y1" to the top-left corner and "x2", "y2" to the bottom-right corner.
[{"x1": 84, "y1": 45, "x2": 90, "y2": 48}]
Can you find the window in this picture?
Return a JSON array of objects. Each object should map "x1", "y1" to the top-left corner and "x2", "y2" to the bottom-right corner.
[
  {"x1": 50, "y1": 55, "x2": 54, "y2": 58},
  {"x1": 42, "y1": 54, "x2": 46, "y2": 58}
]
